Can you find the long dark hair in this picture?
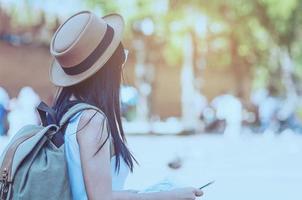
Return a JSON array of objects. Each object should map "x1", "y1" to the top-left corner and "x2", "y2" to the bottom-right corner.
[{"x1": 52, "y1": 43, "x2": 136, "y2": 172}]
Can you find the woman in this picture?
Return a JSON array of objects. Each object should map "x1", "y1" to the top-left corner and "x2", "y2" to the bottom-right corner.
[{"x1": 49, "y1": 11, "x2": 203, "y2": 200}]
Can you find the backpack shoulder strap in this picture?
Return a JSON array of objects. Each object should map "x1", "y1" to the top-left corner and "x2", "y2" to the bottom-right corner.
[
  {"x1": 35, "y1": 102, "x2": 108, "y2": 150},
  {"x1": 59, "y1": 103, "x2": 104, "y2": 127},
  {"x1": 49, "y1": 103, "x2": 99, "y2": 148},
  {"x1": 59, "y1": 103, "x2": 115, "y2": 157}
]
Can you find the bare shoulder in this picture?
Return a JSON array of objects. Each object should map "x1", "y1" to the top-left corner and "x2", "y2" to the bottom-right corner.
[
  {"x1": 76, "y1": 109, "x2": 110, "y2": 145},
  {"x1": 79, "y1": 109, "x2": 107, "y2": 126}
]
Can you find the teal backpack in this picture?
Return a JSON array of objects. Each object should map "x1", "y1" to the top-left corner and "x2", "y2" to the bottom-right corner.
[{"x1": 0, "y1": 102, "x2": 101, "y2": 200}]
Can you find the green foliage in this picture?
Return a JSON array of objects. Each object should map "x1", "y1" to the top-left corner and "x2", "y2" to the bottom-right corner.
[
  {"x1": 261, "y1": 0, "x2": 298, "y2": 20},
  {"x1": 85, "y1": 0, "x2": 302, "y2": 90}
]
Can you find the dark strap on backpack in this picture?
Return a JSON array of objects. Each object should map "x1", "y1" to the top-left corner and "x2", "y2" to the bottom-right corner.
[
  {"x1": 37, "y1": 101, "x2": 104, "y2": 148},
  {"x1": 37, "y1": 101, "x2": 64, "y2": 148},
  {"x1": 37, "y1": 102, "x2": 57, "y2": 126}
]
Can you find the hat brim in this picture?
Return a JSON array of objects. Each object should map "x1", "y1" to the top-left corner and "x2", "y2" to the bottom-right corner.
[{"x1": 49, "y1": 13, "x2": 124, "y2": 87}]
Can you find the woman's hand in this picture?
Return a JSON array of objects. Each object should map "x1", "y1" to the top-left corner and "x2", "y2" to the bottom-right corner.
[{"x1": 167, "y1": 187, "x2": 203, "y2": 200}]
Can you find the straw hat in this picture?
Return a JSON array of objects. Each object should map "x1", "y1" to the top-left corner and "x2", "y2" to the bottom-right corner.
[{"x1": 49, "y1": 11, "x2": 125, "y2": 87}]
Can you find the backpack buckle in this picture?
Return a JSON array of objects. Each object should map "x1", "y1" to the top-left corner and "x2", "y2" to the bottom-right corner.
[{"x1": 45, "y1": 125, "x2": 64, "y2": 148}]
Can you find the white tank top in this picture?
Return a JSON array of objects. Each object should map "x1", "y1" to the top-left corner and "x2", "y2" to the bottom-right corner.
[{"x1": 64, "y1": 112, "x2": 129, "y2": 200}]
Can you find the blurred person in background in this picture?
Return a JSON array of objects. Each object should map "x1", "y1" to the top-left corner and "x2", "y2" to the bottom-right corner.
[
  {"x1": 120, "y1": 85, "x2": 139, "y2": 121},
  {"x1": 257, "y1": 85, "x2": 281, "y2": 133},
  {"x1": 201, "y1": 105, "x2": 224, "y2": 133},
  {"x1": 277, "y1": 88, "x2": 302, "y2": 133},
  {"x1": 0, "y1": 87, "x2": 9, "y2": 136},
  {"x1": 48, "y1": 11, "x2": 203, "y2": 200},
  {"x1": 7, "y1": 86, "x2": 40, "y2": 136},
  {"x1": 211, "y1": 92, "x2": 242, "y2": 137},
  {"x1": 0, "y1": 5, "x2": 12, "y2": 42}
]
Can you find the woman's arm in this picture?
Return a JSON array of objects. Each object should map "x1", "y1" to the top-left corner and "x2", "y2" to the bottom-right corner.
[
  {"x1": 77, "y1": 110, "x2": 113, "y2": 200},
  {"x1": 77, "y1": 110, "x2": 203, "y2": 200}
]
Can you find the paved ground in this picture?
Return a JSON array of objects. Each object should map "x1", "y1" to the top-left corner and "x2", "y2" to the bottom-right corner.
[
  {"x1": 125, "y1": 133, "x2": 302, "y2": 200},
  {"x1": 1, "y1": 133, "x2": 301, "y2": 200}
]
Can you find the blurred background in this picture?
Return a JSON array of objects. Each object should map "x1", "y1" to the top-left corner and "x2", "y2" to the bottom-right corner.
[{"x1": 0, "y1": 0, "x2": 301, "y2": 199}]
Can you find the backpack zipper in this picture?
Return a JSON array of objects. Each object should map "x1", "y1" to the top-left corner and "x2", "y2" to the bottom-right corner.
[
  {"x1": 0, "y1": 168, "x2": 8, "y2": 200},
  {"x1": 0, "y1": 130, "x2": 37, "y2": 200},
  {"x1": 0, "y1": 125, "x2": 58, "y2": 200},
  {"x1": 0, "y1": 131, "x2": 38, "y2": 184}
]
